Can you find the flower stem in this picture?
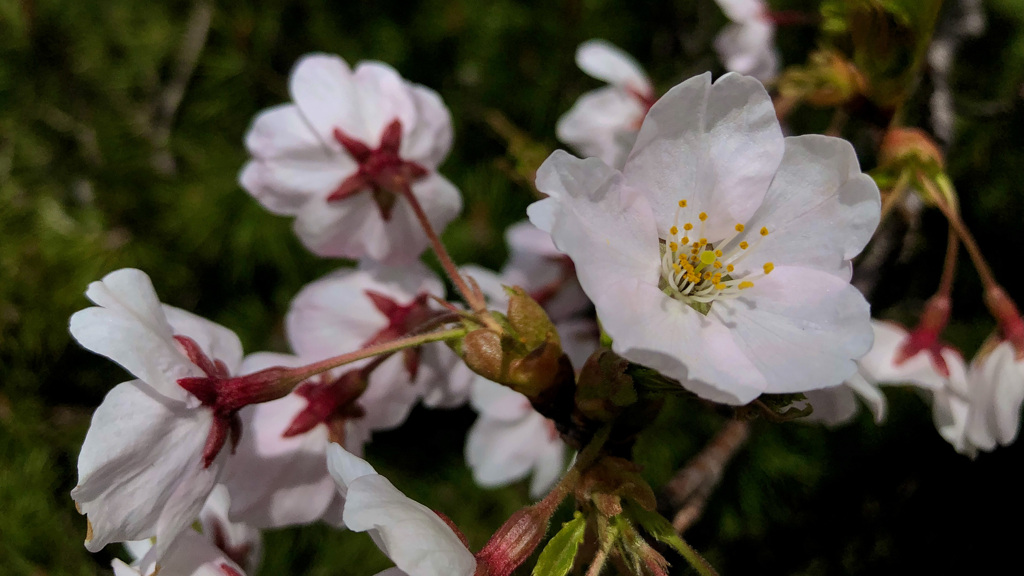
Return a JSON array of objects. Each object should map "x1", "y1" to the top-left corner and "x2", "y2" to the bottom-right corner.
[
  {"x1": 398, "y1": 184, "x2": 500, "y2": 331},
  {"x1": 936, "y1": 223, "x2": 959, "y2": 298},
  {"x1": 284, "y1": 327, "x2": 467, "y2": 384},
  {"x1": 918, "y1": 173, "x2": 998, "y2": 288}
]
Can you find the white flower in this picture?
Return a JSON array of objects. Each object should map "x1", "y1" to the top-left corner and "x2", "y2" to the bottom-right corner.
[
  {"x1": 217, "y1": 352, "x2": 345, "y2": 529},
  {"x1": 286, "y1": 262, "x2": 466, "y2": 436},
  {"x1": 713, "y1": 0, "x2": 780, "y2": 82},
  {"x1": 113, "y1": 530, "x2": 248, "y2": 576},
  {"x1": 240, "y1": 53, "x2": 461, "y2": 263},
  {"x1": 556, "y1": 40, "x2": 655, "y2": 169},
  {"x1": 326, "y1": 444, "x2": 477, "y2": 576},
  {"x1": 69, "y1": 269, "x2": 244, "y2": 570},
  {"x1": 804, "y1": 321, "x2": 961, "y2": 426},
  {"x1": 466, "y1": 378, "x2": 568, "y2": 498},
  {"x1": 962, "y1": 341, "x2": 1024, "y2": 453},
  {"x1": 530, "y1": 72, "x2": 880, "y2": 405}
]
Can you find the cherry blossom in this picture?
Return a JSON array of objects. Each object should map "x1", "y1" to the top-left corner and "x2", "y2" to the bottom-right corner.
[
  {"x1": 713, "y1": 0, "x2": 779, "y2": 83},
  {"x1": 240, "y1": 53, "x2": 460, "y2": 263},
  {"x1": 962, "y1": 341, "x2": 1024, "y2": 453},
  {"x1": 286, "y1": 262, "x2": 467, "y2": 440},
  {"x1": 804, "y1": 321, "x2": 962, "y2": 426},
  {"x1": 530, "y1": 72, "x2": 880, "y2": 405},
  {"x1": 69, "y1": 269, "x2": 245, "y2": 570},
  {"x1": 113, "y1": 529, "x2": 248, "y2": 576},
  {"x1": 327, "y1": 444, "x2": 476, "y2": 576},
  {"x1": 217, "y1": 353, "x2": 345, "y2": 529},
  {"x1": 557, "y1": 40, "x2": 655, "y2": 169}
]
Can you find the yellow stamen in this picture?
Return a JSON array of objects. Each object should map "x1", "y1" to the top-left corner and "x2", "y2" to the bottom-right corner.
[
  {"x1": 763, "y1": 262, "x2": 774, "y2": 274},
  {"x1": 713, "y1": 261, "x2": 722, "y2": 269},
  {"x1": 699, "y1": 212, "x2": 708, "y2": 222},
  {"x1": 715, "y1": 282, "x2": 727, "y2": 290},
  {"x1": 727, "y1": 264, "x2": 735, "y2": 272},
  {"x1": 699, "y1": 238, "x2": 707, "y2": 246},
  {"x1": 714, "y1": 249, "x2": 723, "y2": 257},
  {"x1": 670, "y1": 226, "x2": 678, "y2": 236},
  {"x1": 739, "y1": 241, "x2": 749, "y2": 250},
  {"x1": 760, "y1": 227, "x2": 769, "y2": 236},
  {"x1": 683, "y1": 223, "x2": 693, "y2": 231},
  {"x1": 678, "y1": 200, "x2": 687, "y2": 208},
  {"x1": 735, "y1": 223, "x2": 745, "y2": 232},
  {"x1": 681, "y1": 236, "x2": 689, "y2": 244},
  {"x1": 739, "y1": 281, "x2": 755, "y2": 289},
  {"x1": 669, "y1": 242, "x2": 678, "y2": 252}
]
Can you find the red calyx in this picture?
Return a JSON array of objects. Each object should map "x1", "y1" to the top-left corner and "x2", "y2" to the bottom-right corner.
[
  {"x1": 362, "y1": 290, "x2": 444, "y2": 381},
  {"x1": 985, "y1": 285, "x2": 1024, "y2": 359},
  {"x1": 894, "y1": 295, "x2": 954, "y2": 377},
  {"x1": 176, "y1": 336, "x2": 299, "y2": 468},
  {"x1": 327, "y1": 119, "x2": 429, "y2": 220},
  {"x1": 283, "y1": 370, "x2": 367, "y2": 438},
  {"x1": 474, "y1": 505, "x2": 552, "y2": 576}
]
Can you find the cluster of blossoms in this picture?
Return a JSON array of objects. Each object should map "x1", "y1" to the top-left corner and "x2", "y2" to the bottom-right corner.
[{"x1": 67, "y1": 2, "x2": 1023, "y2": 575}]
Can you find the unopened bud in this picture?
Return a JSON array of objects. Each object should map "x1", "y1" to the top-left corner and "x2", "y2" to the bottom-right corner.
[
  {"x1": 778, "y1": 50, "x2": 866, "y2": 109},
  {"x1": 879, "y1": 127, "x2": 944, "y2": 172},
  {"x1": 984, "y1": 285, "x2": 1024, "y2": 358},
  {"x1": 475, "y1": 503, "x2": 553, "y2": 576}
]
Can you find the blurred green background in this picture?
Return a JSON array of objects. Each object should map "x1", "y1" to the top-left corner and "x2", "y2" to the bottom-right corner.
[{"x1": 2, "y1": 0, "x2": 1024, "y2": 574}]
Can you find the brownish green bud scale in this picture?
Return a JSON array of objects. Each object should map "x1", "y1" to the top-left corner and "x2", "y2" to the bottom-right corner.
[{"x1": 778, "y1": 50, "x2": 866, "y2": 109}]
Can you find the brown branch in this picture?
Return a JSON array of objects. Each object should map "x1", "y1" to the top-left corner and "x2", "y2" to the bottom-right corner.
[{"x1": 663, "y1": 419, "x2": 751, "y2": 534}]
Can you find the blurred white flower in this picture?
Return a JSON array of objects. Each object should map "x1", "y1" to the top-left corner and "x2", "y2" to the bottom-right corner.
[
  {"x1": 557, "y1": 40, "x2": 655, "y2": 169},
  {"x1": 530, "y1": 72, "x2": 880, "y2": 405},
  {"x1": 240, "y1": 53, "x2": 461, "y2": 263},
  {"x1": 962, "y1": 340, "x2": 1024, "y2": 454},
  {"x1": 713, "y1": 0, "x2": 780, "y2": 83},
  {"x1": 327, "y1": 444, "x2": 477, "y2": 576},
  {"x1": 69, "y1": 269, "x2": 244, "y2": 571}
]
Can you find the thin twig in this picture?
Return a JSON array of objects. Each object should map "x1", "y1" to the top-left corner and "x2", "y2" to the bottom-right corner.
[{"x1": 663, "y1": 419, "x2": 751, "y2": 534}]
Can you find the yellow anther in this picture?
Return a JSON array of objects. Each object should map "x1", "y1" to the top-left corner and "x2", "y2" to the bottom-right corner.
[
  {"x1": 735, "y1": 223, "x2": 745, "y2": 232},
  {"x1": 703, "y1": 272, "x2": 712, "y2": 280},
  {"x1": 739, "y1": 241, "x2": 749, "y2": 250},
  {"x1": 670, "y1": 226, "x2": 678, "y2": 236},
  {"x1": 760, "y1": 227, "x2": 769, "y2": 236},
  {"x1": 714, "y1": 249, "x2": 723, "y2": 257},
  {"x1": 683, "y1": 223, "x2": 693, "y2": 231},
  {"x1": 699, "y1": 250, "x2": 717, "y2": 265},
  {"x1": 699, "y1": 212, "x2": 708, "y2": 222},
  {"x1": 669, "y1": 242, "x2": 678, "y2": 252},
  {"x1": 712, "y1": 273, "x2": 722, "y2": 283},
  {"x1": 678, "y1": 200, "x2": 688, "y2": 208},
  {"x1": 681, "y1": 236, "x2": 689, "y2": 244},
  {"x1": 699, "y1": 238, "x2": 707, "y2": 246},
  {"x1": 763, "y1": 262, "x2": 774, "y2": 274},
  {"x1": 739, "y1": 281, "x2": 755, "y2": 289},
  {"x1": 713, "y1": 261, "x2": 723, "y2": 269},
  {"x1": 726, "y1": 264, "x2": 735, "y2": 272},
  {"x1": 715, "y1": 282, "x2": 727, "y2": 290}
]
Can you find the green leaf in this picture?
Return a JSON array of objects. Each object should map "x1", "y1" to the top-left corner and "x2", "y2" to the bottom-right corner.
[{"x1": 532, "y1": 511, "x2": 587, "y2": 576}]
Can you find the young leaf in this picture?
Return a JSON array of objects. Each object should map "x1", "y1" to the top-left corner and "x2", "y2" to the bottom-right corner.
[
  {"x1": 626, "y1": 504, "x2": 719, "y2": 576},
  {"x1": 532, "y1": 511, "x2": 586, "y2": 576}
]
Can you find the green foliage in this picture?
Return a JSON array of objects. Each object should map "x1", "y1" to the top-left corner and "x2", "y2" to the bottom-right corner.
[{"x1": 532, "y1": 511, "x2": 586, "y2": 576}]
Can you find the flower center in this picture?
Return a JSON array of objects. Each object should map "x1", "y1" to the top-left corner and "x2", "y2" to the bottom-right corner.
[{"x1": 658, "y1": 199, "x2": 774, "y2": 315}]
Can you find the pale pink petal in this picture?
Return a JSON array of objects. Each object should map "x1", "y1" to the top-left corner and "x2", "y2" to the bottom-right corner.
[
  {"x1": 714, "y1": 0, "x2": 766, "y2": 22},
  {"x1": 556, "y1": 318, "x2": 600, "y2": 370},
  {"x1": 327, "y1": 445, "x2": 476, "y2": 576},
  {"x1": 134, "y1": 528, "x2": 248, "y2": 576},
  {"x1": 69, "y1": 269, "x2": 196, "y2": 401},
  {"x1": 470, "y1": 377, "x2": 531, "y2": 422},
  {"x1": 403, "y1": 85, "x2": 453, "y2": 168},
  {"x1": 163, "y1": 306, "x2": 244, "y2": 375},
  {"x1": 289, "y1": 53, "x2": 367, "y2": 143},
  {"x1": 714, "y1": 20, "x2": 779, "y2": 83},
  {"x1": 802, "y1": 383, "x2": 861, "y2": 427},
  {"x1": 624, "y1": 72, "x2": 784, "y2": 242},
  {"x1": 576, "y1": 40, "x2": 652, "y2": 96},
  {"x1": 556, "y1": 86, "x2": 644, "y2": 169},
  {"x1": 351, "y1": 61, "x2": 419, "y2": 146},
  {"x1": 966, "y1": 342, "x2": 1024, "y2": 449},
  {"x1": 73, "y1": 381, "x2": 214, "y2": 553},
  {"x1": 200, "y1": 486, "x2": 263, "y2": 573},
  {"x1": 725, "y1": 266, "x2": 872, "y2": 395},
  {"x1": 737, "y1": 135, "x2": 880, "y2": 280}
]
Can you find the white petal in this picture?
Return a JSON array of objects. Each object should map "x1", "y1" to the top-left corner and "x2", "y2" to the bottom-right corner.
[
  {"x1": 556, "y1": 318, "x2": 600, "y2": 370},
  {"x1": 375, "y1": 173, "x2": 463, "y2": 264},
  {"x1": 470, "y1": 377, "x2": 532, "y2": 422},
  {"x1": 857, "y1": 321, "x2": 953, "y2": 390},
  {"x1": 528, "y1": 439, "x2": 569, "y2": 499},
  {"x1": 358, "y1": 357, "x2": 424, "y2": 432},
  {"x1": 73, "y1": 381, "x2": 213, "y2": 553},
  {"x1": 289, "y1": 53, "x2": 368, "y2": 143},
  {"x1": 200, "y1": 486, "x2": 263, "y2": 573},
  {"x1": 70, "y1": 269, "x2": 195, "y2": 401},
  {"x1": 351, "y1": 61, "x2": 419, "y2": 147},
  {"x1": 556, "y1": 86, "x2": 643, "y2": 168},
  {"x1": 340, "y1": 466, "x2": 476, "y2": 576},
  {"x1": 725, "y1": 266, "x2": 872, "y2": 395},
  {"x1": 150, "y1": 448, "x2": 227, "y2": 567},
  {"x1": 326, "y1": 443, "x2": 378, "y2": 499},
  {"x1": 714, "y1": 0, "x2": 766, "y2": 22},
  {"x1": 802, "y1": 382, "x2": 860, "y2": 427},
  {"x1": 466, "y1": 407, "x2": 564, "y2": 492},
  {"x1": 714, "y1": 21, "x2": 779, "y2": 82},
  {"x1": 531, "y1": 150, "x2": 660, "y2": 293},
  {"x1": 506, "y1": 220, "x2": 561, "y2": 259},
  {"x1": 737, "y1": 135, "x2": 880, "y2": 280},
  {"x1": 135, "y1": 528, "x2": 248, "y2": 576},
  {"x1": 845, "y1": 370, "x2": 888, "y2": 423},
  {"x1": 402, "y1": 84, "x2": 454, "y2": 168},
  {"x1": 163, "y1": 305, "x2": 244, "y2": 375},
  {"x1": 966, "y1": 342, "x2": 1024, "y2": 448},
  {"x1": 575, "y1": 39, "x2": 652, "y2": 96},
  {"x1": 624, "y1": 72, "x2": 784, "y2": 242}
]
